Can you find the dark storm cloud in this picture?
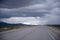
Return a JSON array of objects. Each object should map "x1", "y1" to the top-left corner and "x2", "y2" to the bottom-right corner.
[
  {"x1": 0, "y1": 10, "x2": 48, "y2": 18},
  {"x1": 0, "y1": 0, "x2": 60, "y2": 18},
  {"x1": 0, "y1": 0, "x2": 47, "y2": 8},
  {"x1": 0, "y1": 0, "x2": 4, "y2": 3},
  {"x1": 0, "y1": 0, "x2": 32, "y2": 8},
  {"x1": 23, "y1": 12, "x2": 48, "y2": 17},
  {"x1": 0, "y1": 0, "x2": 60, "y2": 24}
]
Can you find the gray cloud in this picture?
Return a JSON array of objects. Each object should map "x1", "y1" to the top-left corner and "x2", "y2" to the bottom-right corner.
[
  {"x1": 0, "y1": 10, "x2": 48, "y2": 18},
  {"x1": 0, "y1": 0, "x2": 60, "y2": 25},
  {"x1": 0, "y1": 0, "x2": 32, "y2": 8}
]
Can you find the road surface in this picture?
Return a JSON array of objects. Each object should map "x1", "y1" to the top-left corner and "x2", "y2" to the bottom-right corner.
[{"x1": 0, "y1": 26, "x2": 59, "y2": 40}]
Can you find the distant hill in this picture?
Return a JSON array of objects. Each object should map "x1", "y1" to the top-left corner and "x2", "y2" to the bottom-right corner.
[
  {"x1": 0, "y1": 22, "x2": 27, "y2": 28},
  {"x1": 0, "y1": 22, "x2": 26, "y2": 25},
  {"x1": 46, "y1": 24, "x2": 60, "y2": 27}
]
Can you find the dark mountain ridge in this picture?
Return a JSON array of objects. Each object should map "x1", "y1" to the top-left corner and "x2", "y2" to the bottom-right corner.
[{"x1": 0, "y1": 22, "x2": 27, "y2": 28}]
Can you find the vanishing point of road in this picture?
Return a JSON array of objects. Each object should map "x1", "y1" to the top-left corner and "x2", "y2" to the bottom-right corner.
[{"x1": 0, "y1": 26, "x2": 59, "y2": 40}]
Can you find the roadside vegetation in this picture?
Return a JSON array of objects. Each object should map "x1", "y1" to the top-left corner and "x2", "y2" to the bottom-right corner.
[
  {"x1": 0, "y1": 25, "x2": 34, "y2": 32},
  {"x1": 47, "y1": 25, "x2": 60, "y2": 30},
  {"x1": 0, "y1": 26, "x2": 21, "y2": 32}
]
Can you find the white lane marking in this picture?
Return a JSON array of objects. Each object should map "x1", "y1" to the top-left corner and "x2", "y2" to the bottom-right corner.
[{"x1": 47, "y1": 28, "x2": 56, "y2": 40}]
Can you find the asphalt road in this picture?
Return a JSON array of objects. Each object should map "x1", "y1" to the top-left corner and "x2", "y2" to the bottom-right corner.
[{"x1": 0, "y1": 26, "x2": 59, "y2": 40}]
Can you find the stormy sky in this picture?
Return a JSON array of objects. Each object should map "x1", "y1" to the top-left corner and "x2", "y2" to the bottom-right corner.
[{"x1": 0, "y1": 0, "x2": 60, "y2": 25}]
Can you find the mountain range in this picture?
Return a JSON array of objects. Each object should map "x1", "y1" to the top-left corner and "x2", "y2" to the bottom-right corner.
[{"x1": 0, "y1": 22, "x2": 27, "y2": 28}]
